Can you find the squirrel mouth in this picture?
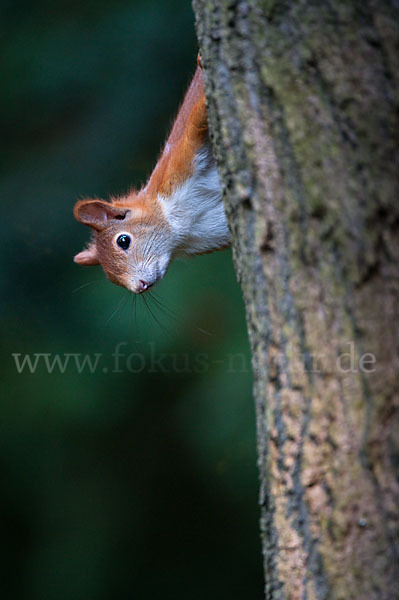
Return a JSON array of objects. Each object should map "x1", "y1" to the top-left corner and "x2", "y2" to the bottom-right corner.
[
  {"x1": 136, "y1": 280, "x2": 154, "y2": 293},
  {"x1": 128, "y1": 277, "x2": 158, "y2": 294}
]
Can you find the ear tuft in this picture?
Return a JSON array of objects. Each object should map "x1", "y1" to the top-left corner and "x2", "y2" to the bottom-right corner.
[
  {"x1": 74, "y1": 199, "x2": 129, "y2": 231},
  {"x1": 74, "y1": 244, "x2": 99, "y2": 266}
]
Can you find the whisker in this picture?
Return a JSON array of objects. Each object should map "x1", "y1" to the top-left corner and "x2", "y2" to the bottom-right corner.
[
  {"x1": 116, "y1": 292, "x2": 130, "y2": 327},
  {"x1": 104, "y1": 294, "x2": 128, "y2": 327},
  {"x1": 147, "y1": 292, "x2": 181, "y2": 322},
  {"x1": 193, "y1": 325, "x2": 213, "y2": 336},
  {"x1": 71, "y1": 279, "x2": 103, "y2": 294},
  {"x1": 134, "y1": 294, "x2": 138, "y2": 332},
  {"x1": 148, "y1": 290, "x2": 212, "y2": 336},
  {"x1": 141, "y1": 293, "x2": 173, "y2": 337},
  {"x1": 129, "y1": 292, "x2": 141, "y2": 341}
]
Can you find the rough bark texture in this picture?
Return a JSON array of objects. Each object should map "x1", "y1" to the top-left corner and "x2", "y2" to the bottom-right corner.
[{"x1": 193, "y1": 1, "x2": 398, "y2": 598}]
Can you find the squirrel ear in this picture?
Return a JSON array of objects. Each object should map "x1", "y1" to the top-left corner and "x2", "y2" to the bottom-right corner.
[
  {"x1": 74, "y1": 244, "x2": 99, "y2": 266},
  {"x1": 74, "y1": 199, "x2": 129, "y2": 231}
]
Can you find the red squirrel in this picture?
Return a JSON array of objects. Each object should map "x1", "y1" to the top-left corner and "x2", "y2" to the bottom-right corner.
[{"x1": 73, "y1": 56, "x2": 231, "y2": 293}]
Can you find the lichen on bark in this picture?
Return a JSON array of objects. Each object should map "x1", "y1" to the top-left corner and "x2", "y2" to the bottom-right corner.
[{"x1": 193, "y1": 1, "x2": 399, "y2": 598}]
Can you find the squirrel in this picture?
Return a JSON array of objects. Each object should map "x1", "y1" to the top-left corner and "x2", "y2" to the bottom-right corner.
[{"x1": 73, "y1": 55, "x2": 231, "y2": 293}]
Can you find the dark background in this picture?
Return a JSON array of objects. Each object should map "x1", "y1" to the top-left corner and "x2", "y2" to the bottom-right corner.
[{"x1": 1, "y1": 1, "x2": 263, "y2": 598}]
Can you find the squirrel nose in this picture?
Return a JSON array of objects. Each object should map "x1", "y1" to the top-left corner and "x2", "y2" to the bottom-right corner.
[{"x1": 138, "y1": 280, "x2": 150, "y2": 292}]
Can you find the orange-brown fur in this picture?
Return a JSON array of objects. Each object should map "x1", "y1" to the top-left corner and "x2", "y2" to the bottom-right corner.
[
  {"x1": 75, "y1": 63, "x2": 207, "y2": 219},
  {"x1": 73, "y1": 59, "x2": 229, "y2": 293},
  {"x1": 140, "y1": 66, "x2": 207, "y2": 199}
]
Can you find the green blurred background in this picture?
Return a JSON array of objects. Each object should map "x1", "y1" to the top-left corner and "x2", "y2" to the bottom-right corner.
[{"x1": 1, "y1": 1, "x2": 262, "y2": 598}]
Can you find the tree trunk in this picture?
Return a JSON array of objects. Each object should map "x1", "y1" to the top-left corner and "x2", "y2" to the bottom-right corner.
[{"x1": 192, "y1": 1, "x2": 398, "y2": 598}]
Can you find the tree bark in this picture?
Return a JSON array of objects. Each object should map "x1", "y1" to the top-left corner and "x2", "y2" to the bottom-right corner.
[{"x1": 192, "y1": 1, "x2": 398, "y2": 598}]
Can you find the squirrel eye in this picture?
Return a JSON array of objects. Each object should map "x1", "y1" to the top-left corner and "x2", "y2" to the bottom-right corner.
[{"x1": 116, "y1": 234, "x2": 131, "y2": 250}]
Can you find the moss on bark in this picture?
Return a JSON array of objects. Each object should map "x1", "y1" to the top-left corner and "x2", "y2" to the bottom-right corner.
[{"x1": 193, "y1": 1, "x2": 399, "y2": 598}]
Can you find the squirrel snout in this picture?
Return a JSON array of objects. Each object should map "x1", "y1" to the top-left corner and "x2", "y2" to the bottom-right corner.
[
  {"x1": 138, "y1": 280, "x2": 153, "y2": 293},
  {"x1": 129, "y1": 258, "x2": 169, "y2": 294},
  {"x1": 130, "y1": 278, "x2": 156, "y2": 294}
]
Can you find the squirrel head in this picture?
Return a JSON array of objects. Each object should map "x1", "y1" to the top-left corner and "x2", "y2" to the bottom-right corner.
[{"x1": 73, "y1": 196, "x2": 173, "y2": 293}]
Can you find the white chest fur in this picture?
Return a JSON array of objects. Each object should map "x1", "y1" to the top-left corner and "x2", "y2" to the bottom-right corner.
[{"x1": 159, "y1": 144, "x2": 231, "y2": 255}]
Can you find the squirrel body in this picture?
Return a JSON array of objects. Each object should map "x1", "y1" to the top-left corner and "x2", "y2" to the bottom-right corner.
[{"x1": 74, "y1": 61, "x2": 230, "y2": 293}]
